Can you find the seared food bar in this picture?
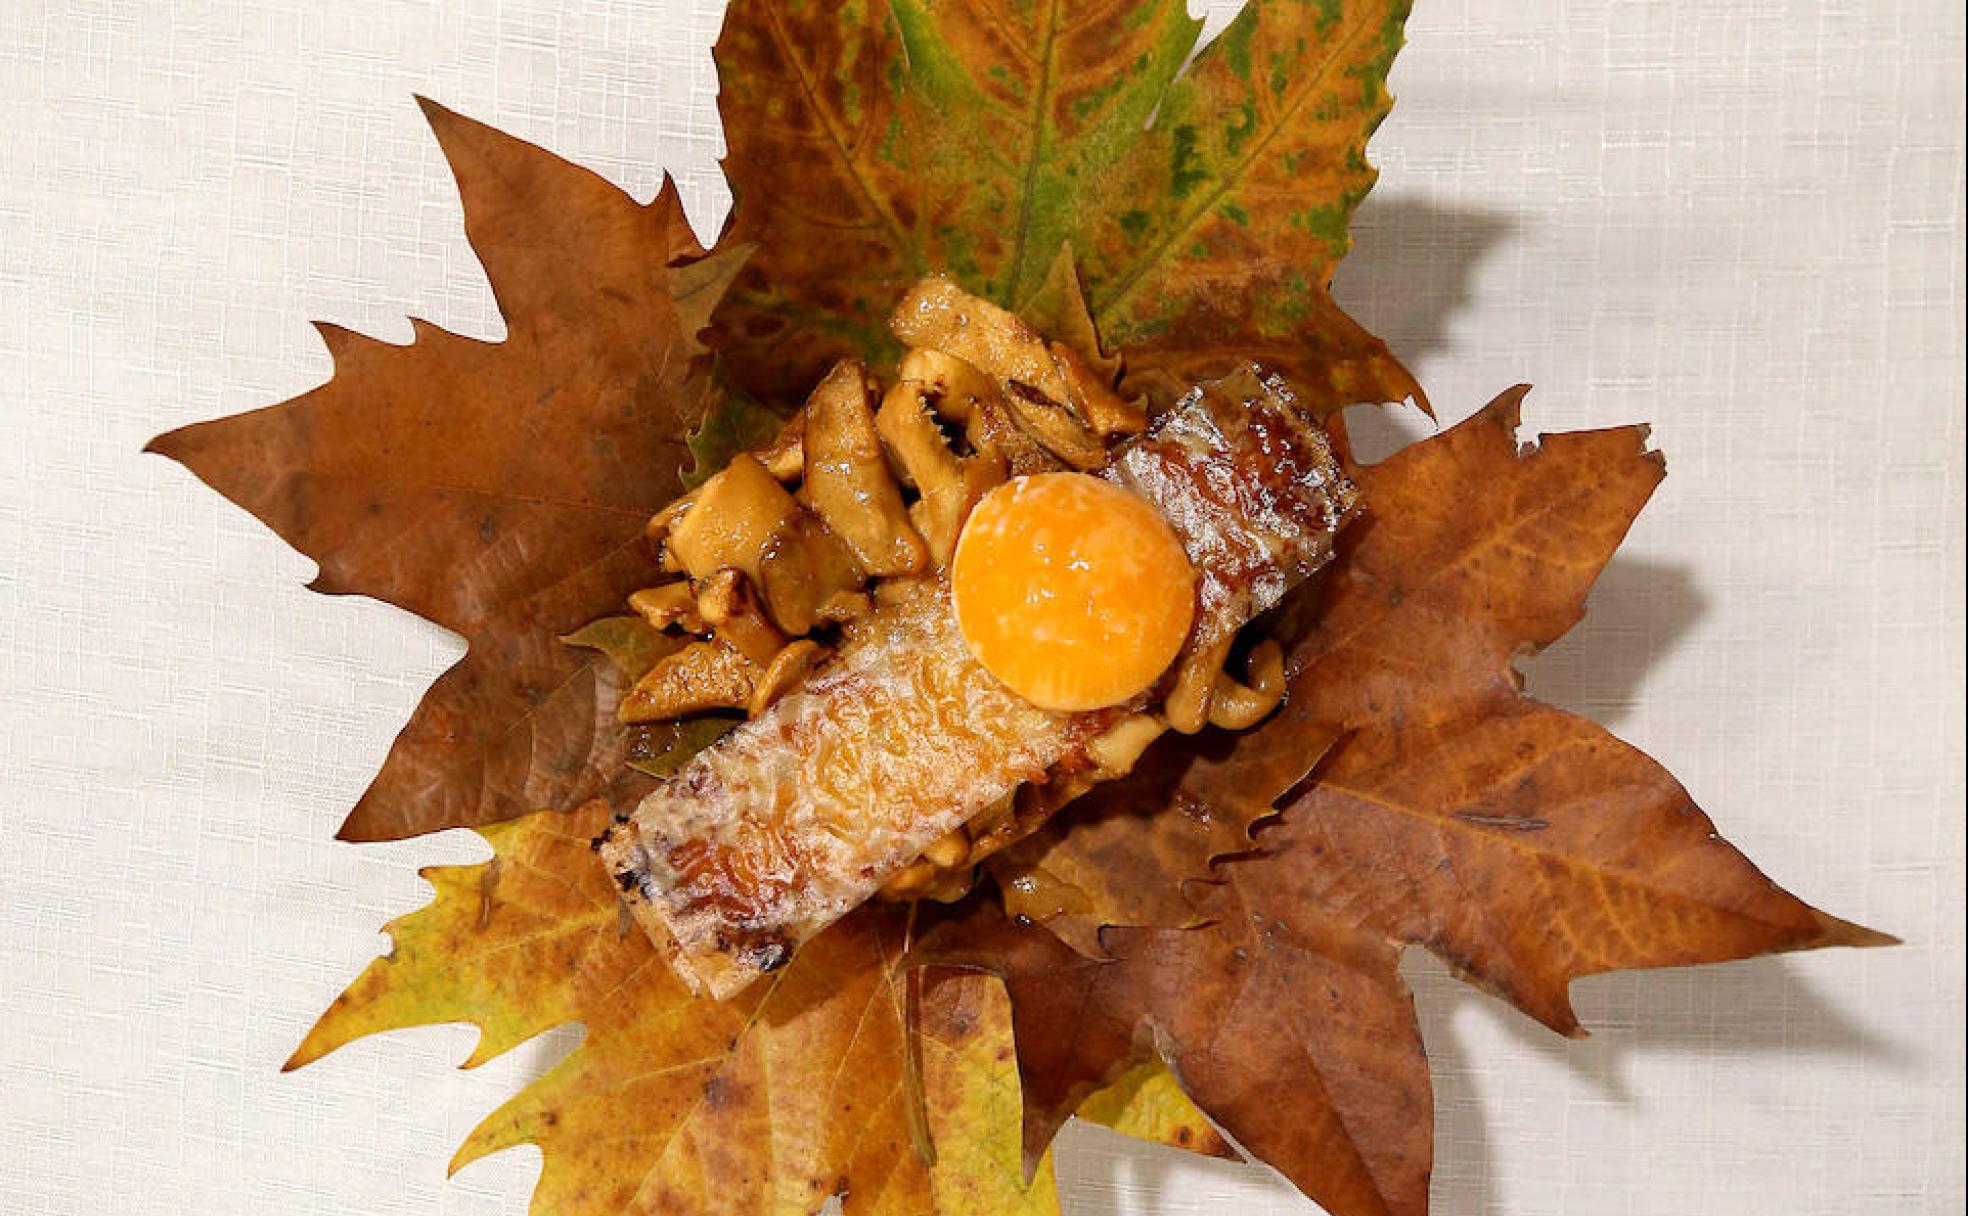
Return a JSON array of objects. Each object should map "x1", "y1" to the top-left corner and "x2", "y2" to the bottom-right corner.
[
  {"x1": 602, "y1": 581, "x2": 1116, "y2": 997},
  {"x1": 599, "y1": 340, "x2": 1358, "y2": 998},
  {"x1": 1104, "y1": 368, "x2": 1364, "y2": 734}
]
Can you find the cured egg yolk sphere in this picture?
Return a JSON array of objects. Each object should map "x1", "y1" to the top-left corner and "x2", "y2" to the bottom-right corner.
[{"x1": 951, "y1": 473, "x2": 1196, "y2": 712}]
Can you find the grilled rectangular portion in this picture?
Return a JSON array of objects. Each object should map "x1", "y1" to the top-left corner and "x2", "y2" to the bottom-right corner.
[
  {"x1": 1105, "y1": 367, "x2": 1359, "y2": 663},
  {"x1": 600, "y1": 583, "x2": 1108, "y2": 998},
  {"x1": 601, "y1": 367, "x2": 1358, "y2": 999}
]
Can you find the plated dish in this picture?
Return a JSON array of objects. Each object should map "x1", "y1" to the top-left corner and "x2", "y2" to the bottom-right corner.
[{"x1": 597, "y1": 279, "x2": 1357, "y2": 998}]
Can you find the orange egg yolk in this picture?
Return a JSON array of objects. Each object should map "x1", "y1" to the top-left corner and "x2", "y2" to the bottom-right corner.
[{"x1": 951, "y1": 473, "x2": 1196, "y2": 712}]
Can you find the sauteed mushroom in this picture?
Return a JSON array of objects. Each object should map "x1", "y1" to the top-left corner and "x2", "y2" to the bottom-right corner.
[
  {"x1": 628, "y1": 582, "x2": 704, "y2": 634},
  {"x1": 755, "y1": 407, "x2": 807, "y2": 482},
  {"x1": 696, "y1": 568, "x2": 788, "y2": 666},
  {"x1": 875, "y1": 381, "x2": 1007, "y2": 565},
  {"x1": 757, "y1": 512, "x2": 866, "y2": 635},
  {"x1": 667, "y1": 454, "x2": 800, "y2": 584},
  {"x1": 619, "y1": 639, "x2": 758, "y2": 723},
  {"x1": 1208, "y1": 639, "x2": 1286, "y2": 730},
  {"x1": 890, "y1": 276, "x2": 1142, "y2": 467},
  {"x1": 748, "y1": 639, "x2": 827, "y2": 717},
  {"x1": 799, "y1": 360, "x2": 928, "y2": 577}
]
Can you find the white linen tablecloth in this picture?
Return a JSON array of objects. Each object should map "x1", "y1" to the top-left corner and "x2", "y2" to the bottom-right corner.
[{"x1": 2, "y1": 1, "x2": 1962, "y2": 1213}]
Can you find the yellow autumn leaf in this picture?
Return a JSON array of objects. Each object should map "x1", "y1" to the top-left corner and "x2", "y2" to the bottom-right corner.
[
  {"x1": 291, "y1": 801, "x2": 937, "y2": 1215},
  {"x1": 1075, "y1": 1062, "x2": 1237, "y2": 1163},
  {"x1": 289, "y1": 801, "x2": 1225, "y2": 1214},
  {"x1": 919, "y1": 972, "x2": 1062, "y2": 1215}
]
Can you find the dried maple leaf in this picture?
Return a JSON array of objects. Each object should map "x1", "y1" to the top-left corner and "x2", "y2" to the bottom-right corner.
[
  {"x1": 915, "y1": 971, "x2": 1234, "y2": 1214},
  {"x1": 922, "y1": 892, "x2": 1429, "y2": 1216},
  {"x1": 711, "y1": 0, "x2": 1421, "y2": 414},
  {"x1": 1257, "y1": 390, "x2": 1891, "y2": 1032},
  {"x1": 933, "y1": 391, "x2": 1891, "y2": 1215},
  {"x1": 291, "y1": 801, "x2": 938, "y2": 1214},
  {"x1": 146, "y1": 101, "x2": 743, "y2": 841},
  {"x1": 287, "y1": 800, "x2": 1227, "y2": 1215},
  {"x1": 993, "y1": 698, "x2": 1339, "y2": 956}
]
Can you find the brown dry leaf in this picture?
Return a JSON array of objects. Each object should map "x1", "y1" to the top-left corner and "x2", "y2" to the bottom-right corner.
[
  {"x1": 1259, "y1": 389, "x2": 1892, "y2": 1032},
  {"x1": 946, "y1": 391, "x2": 1890, "y2": 1215},
  {"x1": 920, "y1": 896, "x2": 1430, "y2": 1216},
  {"x1": 992, "y1": 699, "x2": 1338, "y2": 956},
  {"x1": 147, "y1": 101, "x2": 744, "y2": 841},
  {"x1": 710, "y1": 0, "x2": 1420, "y2": 414},
  {"x1": 1016, "y1": 245, "x2": 1124, "y2": 386}
]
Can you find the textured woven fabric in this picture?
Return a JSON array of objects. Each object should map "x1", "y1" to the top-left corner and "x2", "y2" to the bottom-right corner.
[{"x1": 1, "y1": 1, "x2": 1961, "y2": 1213}]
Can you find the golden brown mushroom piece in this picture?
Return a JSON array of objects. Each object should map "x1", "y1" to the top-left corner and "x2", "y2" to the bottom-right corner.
[
  {"x1": 618, "y1": 638, "x2": 759, "y2": 723},
  {"x1": 875, "y1": 381, "x2": 1007, "y2": 566},
  {"x1": 971, "y1": 395, "x2": 1066, "y2": 476},
  {"x1": 997, "y1": 380, "x2": 1110, "y2": 470},
  {"x1": 756, "y1": 512, "x2": 867, "y2": 635},
  {"x1": 898, "y1": 347, "x2": 995, "y2": 419},
  {"x1": 666, "y1": 454, "x2": 801, "y2": 585},
  {"x1": 890, "y1": 277, "x2": 1139, "y2": 467},
  {"x1": 1208, "y1": 639, "x2": 1286, "y2": 730},
  {"x1": 896, "y1": 348, "x2": 1061, "y2": 477},
  {"x1": 747, "y1": 639, "x2": 828, "y2": 717},
  {"x1": 891, "y1": 278, "x2": 1079, "y2": 410},
  {"x1": 1085, "y1": 713, "x2": 1169, "y2": 777},
  {"x1": 754, "y1": 407, "x2": 807, "y2": 482},
  {"x1": 1164, "y1": 634, "x2": 1235, "y2": 735},
  {"x1": 899, "y1": 298, "x2": 1104, "y2": 469},
  {"x1": 874, "y1": 382, "x2": 958, "y2": 477},
  {"x1": 960, "y1": 792, "x2": 1022, "y2": 863},
  {"x1": 628, "y1": 583, "x2": 704, "y2": 634},
  {"x1": 920, "y1": 826, "x2": 972, "y2": 869},
  {"x1": 695, "y1": 568, "x2": 789, "y2": 666},
  {"x1": 1051, "y1": 341, "x2": 1148, "y2": 437},
  {"x1": 644, "y1": 490, "x2": 697, "y2": 545},
  {"x1": 799, "y1": 360, "x2": 928, "y2": 577},
  {"x1": 876, "y1": 861, "x2": 939, "y2": 901},
  {"x1": 879, "y1": 823, "x2": 978, "y2": 903}
]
